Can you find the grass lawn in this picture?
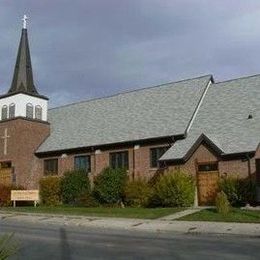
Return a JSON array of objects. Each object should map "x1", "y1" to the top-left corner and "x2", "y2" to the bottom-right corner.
[
  {"x1": 179, "y1": 208, "x2": 260, "y2": 223},
  {"x1": 0, "y1": 206, "x2": 184, "y2": 219}
]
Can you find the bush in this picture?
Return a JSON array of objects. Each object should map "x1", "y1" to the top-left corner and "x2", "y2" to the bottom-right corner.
[
  {"x1": 39, "y1": 176, "x2": 61, "y2": 206},
  {"x1": 60, "y1": 170, "x2": 91, "y2": 205},
  {"x1": 0, "y1": 184, "x2": 24, "y2": 207},
  {"x1": 219, "y1": 176, "x2": 256, "y2": 206},
  {"x1": 124, "y1": 180, "x2": 152, "y2": 207},
  {"x1": 74, "y1": 194, "x2": 100, "y2": 207},
  {"x1": 93, "y1": 167, "x2": 127, "y2": 204},
  {"x1": 240, "y1": 178, "x2": 256, "y2": 205},
  {"x1": 215, "y1": 191, "x2": 230, "y2": 215},
  {"x1": 151, "y1": 171, "x2": 195, "y2": 207}
]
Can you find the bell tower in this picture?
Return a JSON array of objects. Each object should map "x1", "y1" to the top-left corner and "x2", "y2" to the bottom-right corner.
[
  {"x1": 0, "y1": 15, "x2": 48, "y2": 121},
  {"x1": 0, "y1": 16, "x2": 50, "y2": 188}
]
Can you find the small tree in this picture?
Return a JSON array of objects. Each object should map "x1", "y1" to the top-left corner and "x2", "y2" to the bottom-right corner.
[
  {"x1": 93, "y1": 167, "x2": 127, "y2": 204},
  {"x1": 60, "y1": 170, "x2": 91, "y2": 205},
  {"x1": 215, "y1": 191, "x2": 230, "y2": 215},
  {"x1": 152, "y1": 171, "x2": 195, "y2": 207},
  {"x1": 39, "y1": 176, "x2": 61, "y2": 206}
]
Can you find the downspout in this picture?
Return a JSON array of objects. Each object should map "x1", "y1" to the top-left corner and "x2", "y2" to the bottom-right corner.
[
  {"x1": 245, "y1": 153, "x2": 252, "y2": 180},
  {"x1": 132, "y1": 147, "x2": 135, "y2": 181}
]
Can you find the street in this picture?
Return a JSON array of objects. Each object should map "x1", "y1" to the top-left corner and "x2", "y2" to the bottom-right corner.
[{"x1": 0, "y1": 219, "x2": 259, "y2": 260}]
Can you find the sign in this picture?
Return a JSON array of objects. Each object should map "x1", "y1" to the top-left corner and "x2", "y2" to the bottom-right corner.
[{"x1": 11, "y1": 190, "x2": 39, "y2": 207}]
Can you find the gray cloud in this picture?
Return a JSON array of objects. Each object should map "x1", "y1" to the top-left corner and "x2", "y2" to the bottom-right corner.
[{"x1": 0, "y1": 1, "x2": 260, "y2": 107}]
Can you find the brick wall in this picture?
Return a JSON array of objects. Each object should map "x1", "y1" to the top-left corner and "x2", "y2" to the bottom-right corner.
[
  {"x1": 0, "y1": 118, "x2": 50, "y2": 188},
  {"x1": 168, "y1": 143, "x2": 255, "y2": 179},
  {"x1": 39, "y1": 143, "x2": 169, "y2": 184}
]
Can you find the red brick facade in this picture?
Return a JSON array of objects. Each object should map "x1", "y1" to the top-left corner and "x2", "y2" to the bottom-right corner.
[
  {"x1": 0, "y1": 118, "x2": 50, "y2": 188},
  {"x1": 38, "y1": 143, "x2": 168, "y2": 187},
  {"x1": 169, "y1": 144, "x2": 256, "y2": 179},
  {"x1": 0, "y1": 117, "x2": 257, "y2": 194}
]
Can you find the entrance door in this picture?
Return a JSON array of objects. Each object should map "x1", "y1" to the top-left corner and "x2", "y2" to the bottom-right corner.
[
  {"x1": 0, "y1": 162, "x2": 12, "y2": 186},
  {"x1": 197, "y1": 162, "x2": 219, "y2": 206}
]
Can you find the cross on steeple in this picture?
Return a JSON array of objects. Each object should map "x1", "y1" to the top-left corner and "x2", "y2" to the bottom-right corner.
[{"x1": 22, "y1": 15, "x2": 28, "y2": 29}]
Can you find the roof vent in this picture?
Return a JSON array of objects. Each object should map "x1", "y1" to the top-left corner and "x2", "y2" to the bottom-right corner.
[{"x1": 248, "y1": 114, "x2": 253, "y2": 119}]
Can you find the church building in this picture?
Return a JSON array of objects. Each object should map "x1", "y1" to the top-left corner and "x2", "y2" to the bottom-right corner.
[{"x1": 0, "y1": 19, "x2": 259, "y2": 206}]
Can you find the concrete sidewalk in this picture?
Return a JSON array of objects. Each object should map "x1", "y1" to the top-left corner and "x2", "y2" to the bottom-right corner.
[{"x1": 0, "y1": 211, "x2": 260, "y2": 237}]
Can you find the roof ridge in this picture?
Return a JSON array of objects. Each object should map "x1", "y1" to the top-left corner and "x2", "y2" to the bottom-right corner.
[
  {"x1": 49, "y1": 74, "x2": 212, "y2": 111},
  {"x1": 214, "y1": 73, "x2": 260, "y2": 85}
]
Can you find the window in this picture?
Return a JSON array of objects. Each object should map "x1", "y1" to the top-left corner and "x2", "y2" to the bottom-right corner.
[
  {"x1": 26, "y1": 103, "x2": 33, "y2": 118},
  {"x1": 35, "y1": 105, "x2": 42, "y2": 120},
  {"x1": 256, "y1": 159, "x2": 260, "y2": 185},
  {"x1": 44, "y1": 159, "x2": 58, "y2": 175},
  {"x1": 110, "y1": 151, "x2": 129, "y2": 169},
  {"x1": 150, "y1": 146, "x2": 168, "y2": 168},
  {"x1": 1, "y1": 105, "x2": 7, "y2": 120},
  {"x1": 74, "y1": 155, "x2": 91, "y2": 173},
  {"x1": 198, "y1": 162, "x2": 218, "y2": 172},
  {"x1": 9, "y1": 103, "x2": 15, "y2": 118}
]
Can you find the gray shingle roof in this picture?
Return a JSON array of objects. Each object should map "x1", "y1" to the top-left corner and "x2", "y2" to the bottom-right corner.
[
  {"x1": 161, "y1": 74, "x2": 260, "y2": 161},
  {"x1": 37, "y1": 75, "x2": 211, "y2": 153}
]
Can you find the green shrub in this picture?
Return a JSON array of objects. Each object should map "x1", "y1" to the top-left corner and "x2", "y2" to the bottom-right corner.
[
  {"x1": 151, "y1": 171, "x2": 195, "y2": 207},
  {"x1": 0, "y1": 184, "x2": 24, "y2": 207},
  {"x1": 39, "y1": 176, "x2": 61, "y2": 206},
  {"x1": 215, "y1": 191, "x2": 230, "y2": 215},
  {"x1": 240, "y1": 178, "x2": 256, "y2": 205},
  {"x1": 124, "y1": 180, "x2": 152, "y2": 207},
  {"x1": 93, "y1": 167, "x2": 127, "y2": 204},
  {"x1": 219, "y1": 176, "x2": 256, "y2": 206},
  {"x1": 61, "y1": 170, "x2": 91, "y2": 205}
]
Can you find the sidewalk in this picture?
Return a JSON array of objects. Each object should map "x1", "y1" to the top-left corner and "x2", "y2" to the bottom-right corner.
[{"x1": 1, "y1": 211, "x2": 260, "y2": 237}]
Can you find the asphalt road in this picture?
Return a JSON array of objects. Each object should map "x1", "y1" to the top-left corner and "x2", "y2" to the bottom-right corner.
[{"x1": 0, "y1": 220, "x2": 259, "y2": 260}]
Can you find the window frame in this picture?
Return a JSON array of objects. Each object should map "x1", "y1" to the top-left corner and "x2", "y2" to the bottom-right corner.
[
  {"x1": 197, "y1": 162, "x2": 219, "y2": 172},
  {"x1": 74, "y1": 155, "x2": 91, "y2": 173},
  {"x1": 109, "y1": 151, "x2": 129, "y2": 170},
  {"x1": 150, "y1": 146, "x2": 169, "y2": 168},
  {"x1": 44, "y1": 158, "x2": 58, "y2": 176}
]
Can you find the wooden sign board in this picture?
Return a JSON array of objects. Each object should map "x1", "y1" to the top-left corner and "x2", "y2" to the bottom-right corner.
[{"x1": 11, "y1": 190, "x2": 39, "y2": 207}]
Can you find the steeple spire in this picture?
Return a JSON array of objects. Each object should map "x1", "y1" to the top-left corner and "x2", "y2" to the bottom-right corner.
[{"x1": 8, "y1": 15, "x2": 40, "y2": 96}]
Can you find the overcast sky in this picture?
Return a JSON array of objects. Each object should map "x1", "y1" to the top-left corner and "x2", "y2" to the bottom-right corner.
[{"x1": 0, "y1": 1, "x2": 260, "y2": 107}]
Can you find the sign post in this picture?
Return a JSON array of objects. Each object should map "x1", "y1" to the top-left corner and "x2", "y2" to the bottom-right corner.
[{"x1": 11, "y1": 190, "x2": 39, "y2": 207}]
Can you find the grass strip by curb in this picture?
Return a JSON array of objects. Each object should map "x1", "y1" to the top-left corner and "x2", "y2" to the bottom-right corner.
[
  {"x1": 0, "y1": 206, "x2": 184, "y2": 219},
  {"x1": 178, "y1": 208, "x2": 260, "y2": 223}
]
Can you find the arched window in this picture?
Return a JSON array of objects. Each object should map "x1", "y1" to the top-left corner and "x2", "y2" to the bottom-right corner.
[
  {"x1": 26, "y1": 103, "x2": 33, "y2": 118},
  {"x1": 35, "y1": 105, "x2": 42, "y2": 120},
  {"x1": 1, "y1": 105, "x2": 7, "y2": 120},
  {"x1": 9, "y1": 103, "x2": 15, "y2": 118}
]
